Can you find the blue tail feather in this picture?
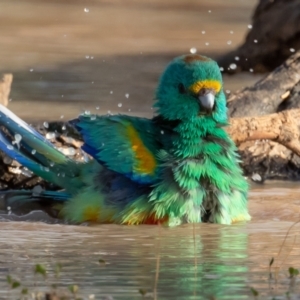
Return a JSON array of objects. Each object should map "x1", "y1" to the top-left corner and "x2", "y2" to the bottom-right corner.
[{"x1": 0, "y1": 104, "x2": 80, "y2": 189}]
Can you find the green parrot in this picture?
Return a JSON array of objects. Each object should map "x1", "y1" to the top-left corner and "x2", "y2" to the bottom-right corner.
[{"x1": 0, "y1": 54, "x2": 251, "y2": 226}]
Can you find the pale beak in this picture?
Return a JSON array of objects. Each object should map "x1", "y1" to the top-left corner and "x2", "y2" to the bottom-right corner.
[{"x1": 198, "y1": 92, "x2": 215, "y2": 112}]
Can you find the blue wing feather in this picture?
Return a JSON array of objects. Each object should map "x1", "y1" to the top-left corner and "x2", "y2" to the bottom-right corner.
[{"x1": 72, "y1": 114, "x2": 160, "y2": 184}]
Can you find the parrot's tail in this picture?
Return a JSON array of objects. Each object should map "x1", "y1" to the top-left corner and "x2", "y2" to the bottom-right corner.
[
  {"x1": 0, "y1": 104, "x2": 80, "y2": 189},
  {"x1": 0, "y1": 189, "x2": 71, "y2": 219}
]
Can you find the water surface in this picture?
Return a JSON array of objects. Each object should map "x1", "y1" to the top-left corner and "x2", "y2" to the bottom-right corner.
[{"x1": 1, "y1": 182, "x2": 300, "y2": 299}]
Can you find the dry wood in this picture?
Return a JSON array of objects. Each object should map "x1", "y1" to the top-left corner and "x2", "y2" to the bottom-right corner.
[
  {"x1": 0, "y1": 73, "x2": 13, "y2": 107},
  {"x1": 227, "y1": 51, "x2": 300, "y2": 118},
  {"x1": 227, "y1": 109, "x2": 300, "y2": 156},
  {"x1": 218, "y1": 0, "x2": 300, "y2": 73}
]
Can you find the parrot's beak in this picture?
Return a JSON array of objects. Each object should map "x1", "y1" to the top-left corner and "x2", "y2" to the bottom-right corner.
[{"x1": 198, "y1": 91, "x2": 215, "y2": 113}]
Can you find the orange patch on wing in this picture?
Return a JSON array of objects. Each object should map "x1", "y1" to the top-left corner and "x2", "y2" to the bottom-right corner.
[
  {"x1": 126, "y1": 124, "x2": 157, "y2": 175},
  {"x1": 189, "y1": 80, "x2": 222, "y2": 95},
  {"x1": 83, "y1": 206, "x2": 100, "y2": 222}
]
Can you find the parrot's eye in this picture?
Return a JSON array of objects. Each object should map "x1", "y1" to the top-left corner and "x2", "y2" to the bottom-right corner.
[
  {"x1": 199, "y1": 88, "x2": 208, "y2": 96},
  {"x1": 178, "y1": 83, "x2": 186, "y2": 94},
  {"x1": 198, "y1": 88, "x2": 216, "y2": 96}
]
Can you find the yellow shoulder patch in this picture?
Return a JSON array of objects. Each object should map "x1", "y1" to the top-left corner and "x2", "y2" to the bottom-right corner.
[
  {"x1": 126, "y1": 124, "x2": 157, "y2": 175},
  {"x1": 189, "y1": 80, "x2": 222, "y2": 95}
]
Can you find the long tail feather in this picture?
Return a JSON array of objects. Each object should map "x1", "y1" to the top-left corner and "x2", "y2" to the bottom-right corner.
[{"x1": 0, "y1": 104, "x2": 80, "y2": 188}]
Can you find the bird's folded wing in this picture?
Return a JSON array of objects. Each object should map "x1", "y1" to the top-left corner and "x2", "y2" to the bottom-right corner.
[{"x1": 73, "y1": 114, "x2": 160, "y2": 184}]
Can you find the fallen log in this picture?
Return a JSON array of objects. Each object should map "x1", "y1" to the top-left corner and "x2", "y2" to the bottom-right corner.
[
  {"x1": 227, "y1": 51, "x2": 300, "y2": 117},
  {"x1": 0, "y1": 74, "x2": 13, "y2": 107},
  {"x1": 218, "y1": 0, "x2": 300, "y2": 74},
  {"x1": 227, "y1": 109, "x2": 300, "y2": 156}
]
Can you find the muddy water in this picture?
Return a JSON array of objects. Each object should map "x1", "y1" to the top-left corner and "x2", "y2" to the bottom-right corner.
[
  {"x1": 1, "y1": 182, "x2": 300, "y2": 299},
  {"x1": 0, "y1": 0, "x2": 260, "y2": 122}
]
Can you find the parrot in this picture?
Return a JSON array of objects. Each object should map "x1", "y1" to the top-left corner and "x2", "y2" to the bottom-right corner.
[{"x1": 0, "y1": 54, "x2": 251, "y2": 226}]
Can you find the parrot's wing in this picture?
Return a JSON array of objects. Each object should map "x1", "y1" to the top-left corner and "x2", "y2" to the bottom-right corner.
[{"x1": 72, "y1": 114, "x2": 160, "y2": 184}]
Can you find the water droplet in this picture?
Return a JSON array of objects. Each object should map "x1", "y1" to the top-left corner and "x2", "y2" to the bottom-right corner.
[
  {"x1": 107, "y1": 110, "x2": 111, "y2": 114},
  {"x1": 7, "y1": 145, "x2": 13, "y2": 150},
  {"x1": 84, "y1": 110, "x2": 91, "y2": 115},
  {"x1": 43, "y1": 121, "x2": 49, "y2": 128},
  {"x1": 29, "y1": 68, "x2": 34, "y2": 72},
  {"x1": 46, "y1": 132, "x2": 56, "y2": 139},
  {"x1": 254, "y1": 39, "x2": 258, "y2": 43},
  {"x1": 251, "y1": 173, "x2": 262, "y2": 182},
  {"x1": 208, "y1": 10, "x2": 212, "y2": 13},
  {"x1": 15, "y1": 134, "x2": 22, "y2": 143},
  {"x1": 201, "y1": 31, "x2": 206, "y2": 34},
  {"x1": 230, "y1": 30, "x2": 234, "y2": 34},
  {"x1": 229, "y1": 63, "x2": 237, "y2": 70},
  {"x1": 128, "y1": 108, "x2": 131, "y2": 112},
  {"x1": 91, "y1": 81, "x2": 94, "y2": 84},
  {"x1": 85, "y1": 55, "x2": 90, "y2": 59},
  {"x1": 190, "y1": 47, "x2": 197, "y2": 54},
  {"x1": 91, "y1": 56, "x2": 94, "y2": 59},
  {"x1": 62, "y1": 125, "x2": 66, "y2": 130},
  {"x1": 205, "y1": 42, "x2": 209, "y2": 46},
  {"x1": 110, "y1": 91, "x2": 113, "y2": 94},
  {"x1": 118, "y1": 103, "x2": 122, "y2": 107},
  {"x1": 249, "y1": 68, "x2": 254, "y2": 73},
  {"x1": 290, "y1": 48, "x2": 295, "y2": 53},
  {"x1": 90, "y1": 115, "x2": 96, "y2": 120},
  {"x1": 31, "y1": 149, "x2": 36, "y2": 155},
  {"x1": 44, "y1": 167, "x2": 49, "y2": 172},
  {"x1": 248, "y1": 24, "x2": 253, "y2": 29},
  {"x1": 50, "y1": 162, "x2": 55, "y2": 167},
  {"x1": 60, "y1": 115, "x2": 64, "y2": 119},
  {"x1": 84, "y1": 8, "x2": 89, "y2": 12},
  {"x1": 219, "y1": 67, "x2": 224, "y2": 72},
  {"x1": 234, "y1": 56, "x2": 240, "y2": 61},
  {"x1": 225, "y1": 90, "x2": 231, "y2": 94},
  {"x1": 227, "y1": 40, "x2": 232, "y2": 45},
  {"x1": 160, "y1": 130, "x2": 164, "y2": 135},
  {"x1": 96, "y1": 106, "x2": 100, "y2": 110},
  {"x1": 125, "y1": 93, "x2": 129, "y2": 98}
]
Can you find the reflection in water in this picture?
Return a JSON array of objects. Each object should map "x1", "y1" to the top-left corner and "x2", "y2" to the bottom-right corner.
[{"x1": 1, "y1": 183, "x2": 300, "y2": 299}]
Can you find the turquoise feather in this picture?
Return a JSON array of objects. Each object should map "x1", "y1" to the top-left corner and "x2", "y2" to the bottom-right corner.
[{"x1": 0, "y1": 54, "x2": 250, "y2": 226}]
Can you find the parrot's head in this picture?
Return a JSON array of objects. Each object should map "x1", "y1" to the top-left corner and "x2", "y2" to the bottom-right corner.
[{"x1": 154, "y1": 54, "x2": 227, "y2": 123}]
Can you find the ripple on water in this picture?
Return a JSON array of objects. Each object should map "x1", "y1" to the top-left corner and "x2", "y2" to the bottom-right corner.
[{"x1": 0, "y1": 185, "x2": 300, "y2": 299}]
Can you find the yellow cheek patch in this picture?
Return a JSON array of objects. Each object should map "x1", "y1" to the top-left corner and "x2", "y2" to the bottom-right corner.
[
  {"x1": 126, "y1": 124, "x2": 157, "y2": 175},
  {"x1": 189, "y1": 80, "x2": 222, "y2": 95}
]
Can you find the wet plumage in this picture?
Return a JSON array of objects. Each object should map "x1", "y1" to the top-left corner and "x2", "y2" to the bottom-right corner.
[{"x1": 0, "y1": 54, "x2": 251, "y2": 226}]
